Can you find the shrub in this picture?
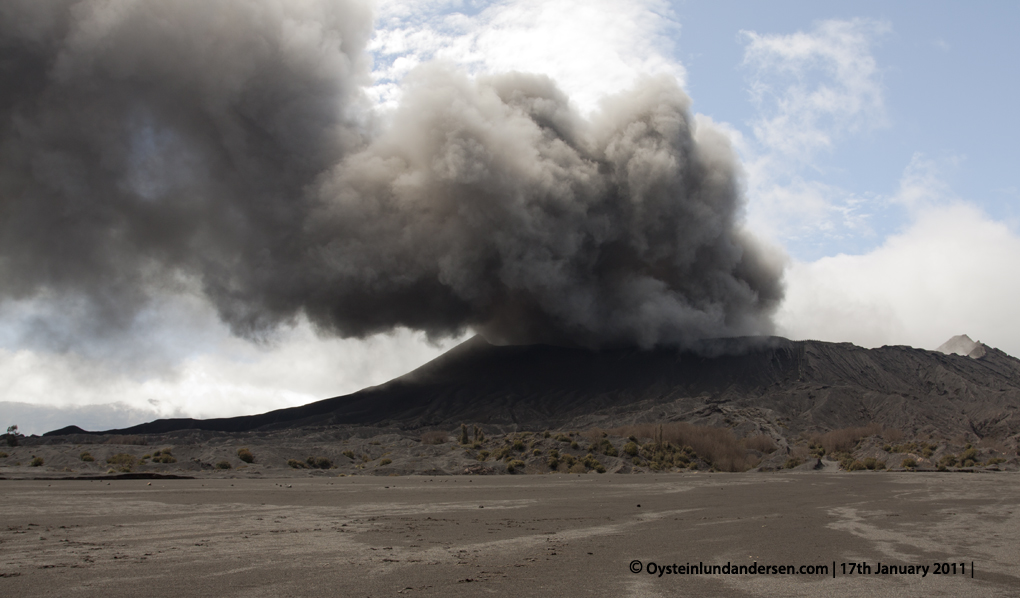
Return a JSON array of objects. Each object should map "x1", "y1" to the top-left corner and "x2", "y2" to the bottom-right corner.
[
  {"x1": 215, "y1": 460, "x2": 231, "y2": 470},
  {"x1": 986, "y1": 457, "x2": 1006, "y2": 466},
  {"x1": 608, "y1": 422, "x2": 760, "y2": 472},
  {"x1": 547, "y1": 456, "x2": 559, "y2": 469},
  {"x1": 6, "y1": 425, "x2": 20, "y2": 447},
  {"x1": 106, "y1": 453, "x2": 137, "y2": 472},
  {"x1": 306, "y1": 456, "x2": 332, "y2": 469},
  {"x1": 543, "y1": 430, "x2": 551, "y2": 438},
  {"x1": 632, "y1": 457, "x2": 642, "y2": 466},
  {"x1": 784, "y1": 457, "x2": 803, "y2": 469},
  {"x1": 568, "y1": 462, "x2": 586, "y2": 474},
  {"x1": 476, "y1": 450, "x2": 490, "y2": 461},
  {"x1": 901, "y1": 458, "x2": 917, "y2": 469},
  {"x1": 342, "y1": 450, "x2": 355, "y2": 459},
  {"x1": 507, "y1": 459, "x2": 526, "y2": 473},
  {"x1": 421, "y1": 430, "x2": 447, "y2": 445},
  {"x1": 147, "y1": 448, "x2": 175, "y2": 463},
  {"x1": 845, "y1": 460, "x2": 867, "y2": 471},
  {"x1": 379, "y1": 458, "x2": 392, "y2": 466},
  {"x1": 512, "y1": 438, "x2": 525, "y2": 451},
  {"x1": 0, "y1": 451, "x2": 7, "y2": 458},
  {"x1": 287, "y1": 459, "x2": 308, "y2": 469},
  {"x1": 939, "y1": 454, "x2": 957, "y2": 467},
  {"x1": 962, "y1": 459, "x2": 976, "y2": 468},
  {"x1": 623, "y1": 442, "x2": 639, "y2": 456},
  {"x1": 863, "y1": 457, "x2": 878, "y2": 470},
  {"x1": 961, "y1": 447, "x2": 979, "y2": 462},
  {"x1": 237, "y1": 448, "x2": 255, "y2": 463},
  {"x1": 532, "y1": 448, "x2": 542, "y2": 456},
  {"x1": 570, "y1": 440, "x2": 579, "y2": 449},
  {"x1": 30, "y1": 456, "x2": 44, "y2": 467},
  {"x1": 80, "y1": 451, "x2": 94, "y2": 462}
]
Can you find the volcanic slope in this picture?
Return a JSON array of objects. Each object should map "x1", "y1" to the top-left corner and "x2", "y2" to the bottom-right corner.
[{"x1": 46, "y1": 336, "x2": 1020, "y2": 441}]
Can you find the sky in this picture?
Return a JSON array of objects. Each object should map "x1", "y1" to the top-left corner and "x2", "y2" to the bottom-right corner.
[{"x1": 3, "y1": 0, "x2": 1020, "y2": 434}]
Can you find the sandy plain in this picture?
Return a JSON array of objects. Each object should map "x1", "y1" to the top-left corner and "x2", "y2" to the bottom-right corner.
[{"x1": 1, "y1": 472, "x2": 1018, "y2": 597}]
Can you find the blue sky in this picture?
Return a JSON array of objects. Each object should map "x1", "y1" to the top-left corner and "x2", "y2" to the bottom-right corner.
[
  {"x1": 676, "y1": 1, "x2": 1020, "y2": 257},
  {"x1": 4, "y1": 0, "x2": 1019, "y2": 434}
]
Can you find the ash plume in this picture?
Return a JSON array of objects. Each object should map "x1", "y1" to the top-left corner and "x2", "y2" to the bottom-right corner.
[{"x1": 0, "y1": 0, "x2": 783, "y2": 352}]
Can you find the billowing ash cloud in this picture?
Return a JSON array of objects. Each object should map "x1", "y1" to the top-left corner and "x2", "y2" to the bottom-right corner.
[{"x1": 0, "y1": 0, "x2": 783, "y2": 351}]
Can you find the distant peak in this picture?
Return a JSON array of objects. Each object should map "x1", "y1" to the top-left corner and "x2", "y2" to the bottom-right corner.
[{"x1": 936, "y1": 334, "x2": 986, "y2": 359}]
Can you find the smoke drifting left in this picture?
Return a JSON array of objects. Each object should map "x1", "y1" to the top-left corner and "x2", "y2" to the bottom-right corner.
[{"x1": 0, "y1": 0, "x2": 783, "y2": 352}]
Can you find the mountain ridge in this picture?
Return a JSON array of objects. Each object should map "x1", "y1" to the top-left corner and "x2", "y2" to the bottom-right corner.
[{"x1": 44, "y1": 335, "x2": 1020, "y2": 442}]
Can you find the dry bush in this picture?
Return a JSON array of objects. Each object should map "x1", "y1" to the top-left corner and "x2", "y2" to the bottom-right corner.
[
  {"x1": 104, "y1": 435, "x2": 147, "y2": 446},
  {"x1": 606, "y1": 422, "x2": 759, "y2": 472},
  {"x1": 880, "y1": 428, "x2": 904, "y2": 443},
  {"x1": 977, "y1": 438, "x2": 1008, "y2": 453},
  {"x1": 420, "y1": 430, "x2": 448, "y2": 445},
  {"x1": 237, "y1": 448, "x2": 255, "y2": 463},
  {"x1": 740, "y1": 434, "x2": 777, "y2": 454},
  {"x1": 812, "y1": 423, "x2": 883, "y2": 455}
]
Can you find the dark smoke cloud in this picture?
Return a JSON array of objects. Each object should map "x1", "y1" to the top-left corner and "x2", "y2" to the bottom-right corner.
[{"x1": 0, "y1": 0, "x2": 783, "y2": 352}]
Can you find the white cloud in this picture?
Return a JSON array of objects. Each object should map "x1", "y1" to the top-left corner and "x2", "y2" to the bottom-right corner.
[
  {"x1": 741, "y1": 18, "x2": 889, "y2": 160},
  {"x1": 0, "y1": 314, "x2": 465, "y2": 433},
  {"x1": 734, "y1": 19, "x2": 891, "y2": 253},
  {"x1": 778, "y1": 198, "x2": 1020, "y2": 358},
  {"x1": 370, "y1": 0, "x2": 683, "y2": 115},
  {"x1": 892, "y1": 152, "x2": 958, "y2": 208}
]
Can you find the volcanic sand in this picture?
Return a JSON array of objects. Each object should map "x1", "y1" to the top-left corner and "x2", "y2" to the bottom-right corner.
[{"x1": 1, "y1": 472, "x2": 1017, "y2": 597}]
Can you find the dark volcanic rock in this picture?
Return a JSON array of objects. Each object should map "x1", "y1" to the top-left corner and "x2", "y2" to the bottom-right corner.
[{"x1": 46, "y1": 336, "x2": 1020, "y2": 440}]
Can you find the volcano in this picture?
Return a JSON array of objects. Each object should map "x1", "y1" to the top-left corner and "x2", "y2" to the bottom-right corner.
[{"x1": 45, "y1": 335, "x2": 1020, "y2": 442}]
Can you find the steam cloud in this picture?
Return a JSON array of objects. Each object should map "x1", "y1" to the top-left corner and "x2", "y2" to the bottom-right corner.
[{"x1": 0, "y1": 0, "x2": 783, "y2": 351}]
